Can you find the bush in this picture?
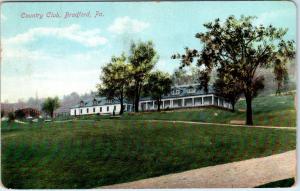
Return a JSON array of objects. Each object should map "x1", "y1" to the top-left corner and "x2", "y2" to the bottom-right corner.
[
  {"x1": 8, "y1": 112, "x2": 15, "y2": 122},
  {"x1": 15, "y1": 110, "x2": 26, "y2": 119},
  {"x1": 1, "y1": 109, "x2": 5, "y2": 118}
]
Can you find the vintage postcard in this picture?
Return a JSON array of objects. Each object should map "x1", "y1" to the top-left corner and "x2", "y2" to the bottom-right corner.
[{"x1": 0, "y1": 0, "x2": 297, "y2": 189}]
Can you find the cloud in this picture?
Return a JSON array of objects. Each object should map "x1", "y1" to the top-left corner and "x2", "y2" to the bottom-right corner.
[
  {"x1": 108, "y1": 16, "x2": 150, "y2": 34},
  {"x1": 1, "y1": 48, "x2": 110, "y2": 102},
  {"x1": 255, "y1": 9, "x2": 293, "y2": 25},
  {"x1": 1, "y1": 13, "x2": 7, "y2": 21},
  {"x1": 4, "y1": 24, "x2": 108, "y2": 47},
  {"x1": 1, "y1": 25, "x2": 110, "y2": 102}
]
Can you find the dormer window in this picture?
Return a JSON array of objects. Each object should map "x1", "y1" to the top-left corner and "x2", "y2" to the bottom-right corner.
[
  {"x1": 172, "y1": 89, "x2": 180, "y2": 95},
  {"x1": 188, "y1": 88, "x2": 196, "y2": 93},
  {"x1": 107, "y1": 99, "x2": 112, "y2": 104},
  {"x1": 80, "y1": 101, "x2": 84, "y2": 107},
  {"x1": 93, "y1": 98, "x2": 97, "y2": 105}
]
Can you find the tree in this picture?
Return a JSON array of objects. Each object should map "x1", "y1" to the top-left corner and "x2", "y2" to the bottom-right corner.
[
  {"x1": 15, "y1": 109, "x2": 26, "y2": 119},
  {"x1": 97, "y1": 54, "x2": 132, "y2": 115},
  {"x1": 1, "y1": 109, "x2": 5, "y2": 118},
  {"x1": 8, "y1": 112, "x2": 15, "y2": 122},
  {"x1": 213, "y1": 69, "x2": 243, "y2": 112},
  {"x1": 124, "y1": 82, "x2": 136, "y2": 111},
  {"x1": 42, "y1": 97, "x2": 60, "y2": 118},
  {"x1": 129, "y1": 41, "x2": 158, "y2": 112},
  {"x1": 173, "y1": 16, "x2": 295, "y2": 125},
  {"x1": 144, "y1": 71, "x2": 172, "y2": 111},
  {"x1": 273, "y1": 58, "x2": 289, "y2": 95},
  {"x1": 172, "y1": 67, "x2": 200, "y2": 85}
]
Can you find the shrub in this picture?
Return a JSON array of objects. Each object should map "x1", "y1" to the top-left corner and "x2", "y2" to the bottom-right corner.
[
  {"x1": 8, "y1": 112, "x2": 15, "y2": 122},
  {"x1": 15, "y1": 110, "x2": 26, "y2": 119}
]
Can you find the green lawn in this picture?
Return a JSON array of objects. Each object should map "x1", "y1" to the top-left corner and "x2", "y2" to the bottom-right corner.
[
  {"x1": 120, "y1": 94, "x2": 296, "y2": 127},
  {"x1": 1, "y1": 120, "x2": 296, "y2": 188}
]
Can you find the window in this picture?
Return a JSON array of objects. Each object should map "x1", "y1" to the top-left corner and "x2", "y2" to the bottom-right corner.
[
  {"x1": 188, "y1": 88, "x2": 195, "y2": 93},
  {"x1": 86, "y1": 108, "x2": 89, "y2": 113},
  {"x1": 114, "y1": 106, "x2": 116, "y2": 111},
  {"x1": 74, "y1": 110, "x2": 76, "y2": 115},
  {"x1": 80, "y1": 109, "x2": 82, "y2": 114},
  {"x1": 80, "y1": 101, "x2": 84, "y2": 107},
  {"x1": 93, "y1": 98, "x2": 97, "y2": 105},
  {"x1": 100, "y1": 107, "x2": 102, "y2": 112},
  {"x1": 172, "y1": 89, "x2": 180, "y2": 95},
  {"x1": 93, "y1": 107, "x2": 95, "y2": 113},
  {"x1": 107, "y1": 106, "x2": 109, "y2": 112}
]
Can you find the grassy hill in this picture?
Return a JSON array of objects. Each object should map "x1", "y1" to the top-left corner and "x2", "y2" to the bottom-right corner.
[
  {"x1": 120, "y1": 94, "x2": 296, "y2": 127},
  {"x1": 1, "y1": 120, "x2": 296, "y2": 188}
]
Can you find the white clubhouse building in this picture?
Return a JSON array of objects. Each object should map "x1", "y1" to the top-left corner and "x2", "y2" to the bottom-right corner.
[{"x1": 70, "y1": 84, "x2": 232, "y2": 116}]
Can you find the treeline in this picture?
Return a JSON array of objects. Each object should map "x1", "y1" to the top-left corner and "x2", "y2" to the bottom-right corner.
[{"x1": 0, "y1": 91, "x2": 97, "y2": 118}]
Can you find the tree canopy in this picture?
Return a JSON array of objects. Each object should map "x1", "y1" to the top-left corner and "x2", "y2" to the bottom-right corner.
[
  {"x1": 173, "y1": 15, "x2": 295, "y2": 125},
  {"x1": 129, "y1": 41, "x2": 158, "y2": 112},
  {"x1": 42, "y1": 97, "x2": 60, "y2": 118},
  {"x1": 97, "y1": 54, "x2": 132, "y2": 115},
  {"x1": 144, "y1": 71, "x2": 172, "y2": 111}
]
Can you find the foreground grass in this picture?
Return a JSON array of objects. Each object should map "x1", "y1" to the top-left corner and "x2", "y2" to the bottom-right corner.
[
  {"x1": 1, "y1": 120, "x2": 296, "y2": 188},
  {"x1": 121, "y1": 94, "x2": 296, "y2": 127}
]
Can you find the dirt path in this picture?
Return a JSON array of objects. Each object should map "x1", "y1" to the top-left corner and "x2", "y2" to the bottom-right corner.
[
  {"x1": 145, "y1": 119, "x2": 296, "y2": 130},
  {"x1": 102, "y1": 150, "x2": 296, "y2": 188}
]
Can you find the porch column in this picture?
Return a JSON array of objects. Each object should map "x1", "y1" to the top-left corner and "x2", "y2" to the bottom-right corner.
[
  {"x1": 212, "y1": 95, "x2": 214, "y2": 105},
  {"x1": 145, "y1": 102, "x2": 148, "y2": 110},
  {"x1": 192, "y1": 97, "x2": 195, "y2": 106},
  {"x1": 218, "y1": 97, "x2": 220, "y2": 106},
  {"x1": 182, "y1": 98, "x2": 185, "y2": 107},
  {"x1": 202, "y1": 97, "x2": 204, "y2": 105},
  {"x1": 153, "y1": 101, "x2": 155, "y2": 109},
  {"x1": 171, "y1": 99, "x2": 173, "y2": 108},
  {"x1": 162, "y1": 100, "x2": 165, "y2": 109}
]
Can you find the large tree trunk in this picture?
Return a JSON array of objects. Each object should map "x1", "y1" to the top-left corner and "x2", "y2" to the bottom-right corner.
[
  {"x1": 245, "y1": 94, "x2": 253, "y2": 125},
  {"x1": 134, "y1": 83, "x2": 140, "y2": 112},
  {"x1": 51, "y1": 110, "x2": 54, "y2": 119},
  {"x1": 119, "y1": 96, "x2": 124, "y2": 115},
  {"x1": 231, "y1": 101, "x2": 235, "y2": 112},
  {"x1": 134, "y1": 93, "x2": 139, "y2": 112}
]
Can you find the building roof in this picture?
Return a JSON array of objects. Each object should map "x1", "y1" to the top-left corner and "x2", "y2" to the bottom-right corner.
[
  {"x1": 140, "y1": 84, "x2": 215, "y2": 101},
  {"x1": 70, "y1": 84, "x2": 215, "y2": 109},
  {"x1": 70, "y1": 97, "x2": 131, "y2": 109}
]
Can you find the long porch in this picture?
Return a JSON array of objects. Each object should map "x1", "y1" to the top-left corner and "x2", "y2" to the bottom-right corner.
[{"x1": 139, "y1": 94, "x2": 232, "y2": 111}]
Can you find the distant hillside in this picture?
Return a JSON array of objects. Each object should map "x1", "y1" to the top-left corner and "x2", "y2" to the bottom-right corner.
[{"x1": 1, "y1": 91, "x2": 98, "y2": 115}]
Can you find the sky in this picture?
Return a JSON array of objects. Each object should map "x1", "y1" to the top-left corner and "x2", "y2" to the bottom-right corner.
[{"x1": 0, "y1": 1, "x2": 296, "y2": 103}]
